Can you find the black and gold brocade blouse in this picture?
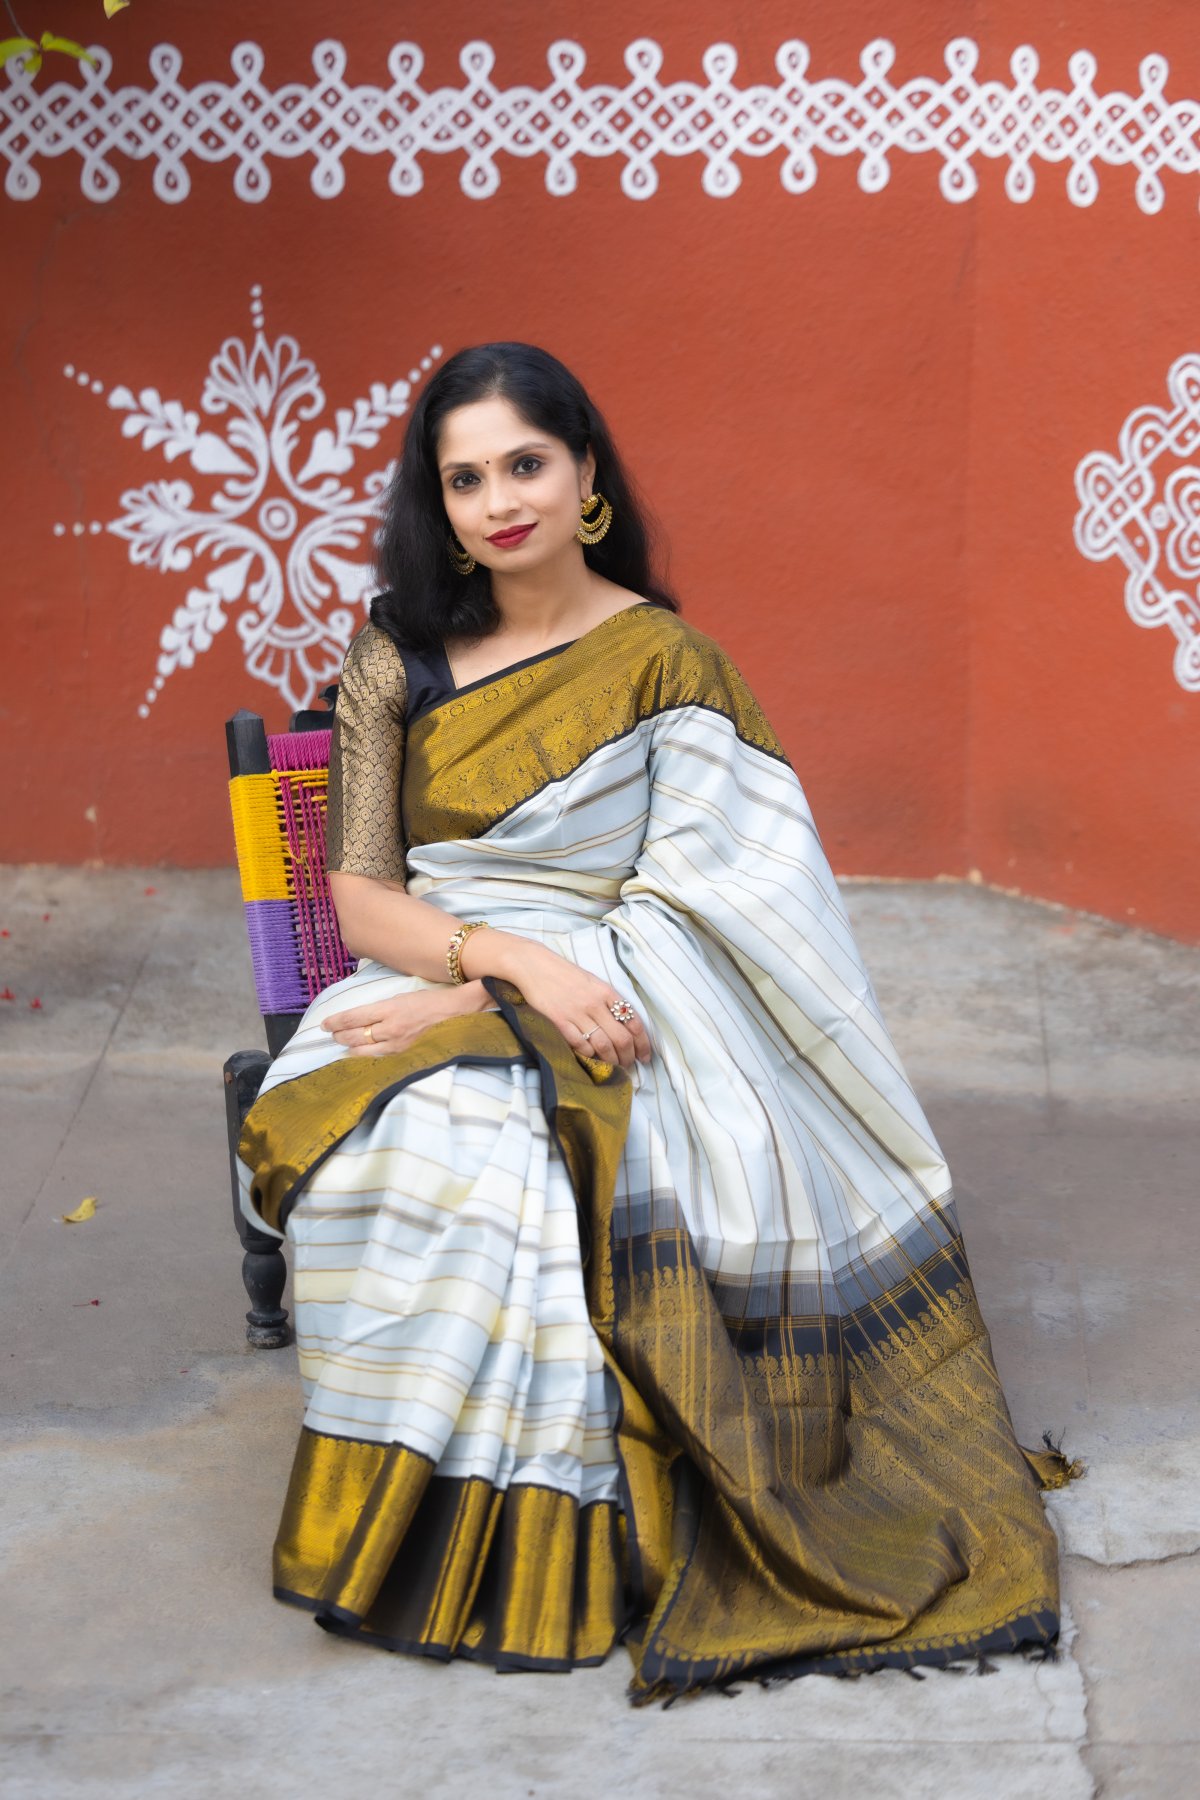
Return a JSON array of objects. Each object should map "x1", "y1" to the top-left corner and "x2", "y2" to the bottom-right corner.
[{"x1": 324, "y1": 624, "x2": 410, "y2": 884}]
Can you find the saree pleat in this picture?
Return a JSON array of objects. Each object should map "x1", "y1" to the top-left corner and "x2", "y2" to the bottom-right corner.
[{"x1": 237, "y1": 603, "x2": 1078, "y2": 1702}]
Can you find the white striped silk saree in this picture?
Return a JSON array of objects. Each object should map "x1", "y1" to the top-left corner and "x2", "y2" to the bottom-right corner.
[{"x1": 237, "y1": 601, "x2": 1075, "y2": 1704}]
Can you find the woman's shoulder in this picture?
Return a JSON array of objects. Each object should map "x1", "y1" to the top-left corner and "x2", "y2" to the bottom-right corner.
[
  {"x1": 621, "y1": 601, "x2": 742, "y2": 687},
  {"x1": 339, "y1": 616, "x2": 408, "y2": 705},
  {"x1": 622, "y1": 602, "x2": 785, "y2": 759}
]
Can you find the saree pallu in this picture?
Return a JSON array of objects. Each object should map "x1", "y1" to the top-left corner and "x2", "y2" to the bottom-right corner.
[{"x1": 237, "y1": 603, "x2": 1076, "y2": 1703}]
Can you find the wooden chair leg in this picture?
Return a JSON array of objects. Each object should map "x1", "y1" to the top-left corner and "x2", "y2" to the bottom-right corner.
[
  {"x1": 224, "y1": 1050, "x2": 291, "y2": 1348},
  {"x1": 239, "y1": 1240, "x2": 290, "y2": 1348}
]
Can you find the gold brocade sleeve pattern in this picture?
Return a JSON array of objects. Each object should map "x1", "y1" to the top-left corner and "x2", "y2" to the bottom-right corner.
[{"x1": 325, "y1": 623, "x2": 409, "y2": 882}]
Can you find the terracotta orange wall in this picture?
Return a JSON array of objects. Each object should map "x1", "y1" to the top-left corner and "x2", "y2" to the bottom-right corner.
[{"x1": 3, "y1": 0, "x2": 1198, "y2": 938}]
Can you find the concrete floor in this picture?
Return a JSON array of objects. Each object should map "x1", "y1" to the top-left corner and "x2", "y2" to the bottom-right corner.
[{"x1": 0, "y1": 867, "x2": 1197, "y2": 1799}]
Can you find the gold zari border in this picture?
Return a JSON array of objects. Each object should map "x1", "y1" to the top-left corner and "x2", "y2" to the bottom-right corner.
[
  {"x1": 403, "y1": 604, "x2": 787, "y2": 850},
  {"x1": 275, "y1": 1428, "x2": 626, "y2": 1669}
]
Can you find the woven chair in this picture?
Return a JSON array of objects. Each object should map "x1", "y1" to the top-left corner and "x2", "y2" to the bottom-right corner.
[{"x1": 222, "y1": 685, "x2": 349, "y2": 1347}]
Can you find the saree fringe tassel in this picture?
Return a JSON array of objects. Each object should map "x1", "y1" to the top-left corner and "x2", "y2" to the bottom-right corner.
[{"x1": 1023, "y1": 1431, "x2": 1088, "y2": 1492}]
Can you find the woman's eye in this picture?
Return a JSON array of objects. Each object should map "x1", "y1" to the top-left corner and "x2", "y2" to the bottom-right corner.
[{"x1": 450, "y1": 456, "x2": 542, "y2": 492}]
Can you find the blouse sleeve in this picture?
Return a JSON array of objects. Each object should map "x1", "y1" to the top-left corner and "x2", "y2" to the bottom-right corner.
[{"x1": 325, "y1": 622, "x2": 408, "y2": 883}]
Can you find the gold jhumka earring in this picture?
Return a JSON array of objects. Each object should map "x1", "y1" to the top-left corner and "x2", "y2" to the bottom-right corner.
[
  {"x1": 576, "y1": 492, "x2": 613, "y2": 544},
  {"x1": 446, "y1": 529, "x2": 476, "y2": 575}
]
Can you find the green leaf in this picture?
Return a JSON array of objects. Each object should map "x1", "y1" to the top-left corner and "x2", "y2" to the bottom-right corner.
[
  {"x1": 0, "y1": 37, "x2": 38, "y2": 66},
  {"x1": 39, "y1": 33, "x2": 100, "y2": 66}
]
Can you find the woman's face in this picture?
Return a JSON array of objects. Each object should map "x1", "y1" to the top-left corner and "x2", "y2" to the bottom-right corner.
[{"x1": 436, "y1": 395, "x2": 596, "y2": 573}]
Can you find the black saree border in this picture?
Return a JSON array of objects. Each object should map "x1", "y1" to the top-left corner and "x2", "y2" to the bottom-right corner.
[
  {"x1": 308, "y1": 1609, "x2": 617, "y2": 1674},
  {"x1": 626, "y1": 1604, "x2": 1063, "y2": 1706}
]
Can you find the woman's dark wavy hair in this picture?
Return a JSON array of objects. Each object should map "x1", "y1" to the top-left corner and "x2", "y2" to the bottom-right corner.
[{"x1": 370, "y1": 341, "x2": 678, "y2": 650}]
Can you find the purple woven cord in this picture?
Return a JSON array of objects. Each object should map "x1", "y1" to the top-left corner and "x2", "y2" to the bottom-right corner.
[{"x1": 242, "y1": 900, "x2": 310, "y2": 1013}]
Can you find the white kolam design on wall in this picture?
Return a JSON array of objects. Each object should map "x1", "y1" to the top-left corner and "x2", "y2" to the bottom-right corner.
[
  {"x1": 53, "y1": 289, "x2": 439, "y2": 717},
  {"x1": 4, "y1": 36, "x2": 1200, "y2": 207},
  {"x1": 1074, "y1": 354, "x2": 1200, "y2": 693}
]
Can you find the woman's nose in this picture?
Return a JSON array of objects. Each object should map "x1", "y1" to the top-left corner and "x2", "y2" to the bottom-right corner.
[{"x1": 484, "y1": 484, "x2": 520, "y2": 515}]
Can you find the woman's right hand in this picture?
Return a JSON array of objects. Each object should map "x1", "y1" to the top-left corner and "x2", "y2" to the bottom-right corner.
[{"x1": 466, "y1": 935, "x2": 652, "y2": 1070}]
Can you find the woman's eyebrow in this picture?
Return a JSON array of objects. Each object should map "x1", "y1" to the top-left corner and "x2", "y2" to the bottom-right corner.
[{"x1": 439, "y1": 441, "x2": 554, "y2": 473}]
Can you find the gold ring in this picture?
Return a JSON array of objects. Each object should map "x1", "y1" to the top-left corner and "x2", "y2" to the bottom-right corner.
[{"x1": 364, "y1": 1024, "x2": 374, "y2": 1043}]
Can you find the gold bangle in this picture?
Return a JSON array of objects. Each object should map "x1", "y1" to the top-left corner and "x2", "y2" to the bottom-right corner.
[{"x1": 446, "y1": 920, "x2": 490, "y2": 984}]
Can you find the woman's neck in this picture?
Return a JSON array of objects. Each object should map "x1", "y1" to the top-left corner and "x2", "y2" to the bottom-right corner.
[{"x1": 485, "y1": 542, "x2": 606, "y2": 644}]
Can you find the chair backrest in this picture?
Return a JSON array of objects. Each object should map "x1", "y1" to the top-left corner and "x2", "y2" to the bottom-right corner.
[{"x1": 226, "y1": 696, "x2": 353, "y2": 1055}]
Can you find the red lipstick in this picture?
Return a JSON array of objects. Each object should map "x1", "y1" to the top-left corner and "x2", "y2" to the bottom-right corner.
[{"x1": 486, "y1": 524, "x2": 537, "y2": 548}]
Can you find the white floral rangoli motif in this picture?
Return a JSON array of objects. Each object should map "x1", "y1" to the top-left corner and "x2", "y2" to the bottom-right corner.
[
  {"x1": 1074, "y1": 354, "x2": 1200, "y2": 693},
  {"x1": 6, "y1": 36, "x2": 1200, "y2": 209},
  {"x1": 54, "y1": 288, "x2": 440, "y2": 717}
]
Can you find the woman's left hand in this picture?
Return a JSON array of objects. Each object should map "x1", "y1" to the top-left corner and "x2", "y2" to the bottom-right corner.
[{"x1": 320, "y1": 982, "x2": 486, "y2": 1055}]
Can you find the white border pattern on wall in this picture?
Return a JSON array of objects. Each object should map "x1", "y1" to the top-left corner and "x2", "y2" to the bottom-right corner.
[
  {"x1": 53, "y1": 289, "x2": 439, "y2": 717},
  {"x1": 4, "y1": 36, "x2": 1200, "y2": 206},
  {"x1": 1074, "y1": 354, "x2": 1200, "y2": 693}
]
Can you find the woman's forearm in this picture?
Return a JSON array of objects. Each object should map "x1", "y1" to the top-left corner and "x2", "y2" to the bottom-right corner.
[{"x1": 328, "y1": 871, "x2": 537, "y2": 985}]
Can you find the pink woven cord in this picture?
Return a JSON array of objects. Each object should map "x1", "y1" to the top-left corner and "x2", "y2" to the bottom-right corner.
[
  {"x1": 274, "y1": 775, "x2": 310, "y2": 982},
  {"x1": 299, "y1": 778, "x2": 347, "y2": 991},
  {"x1": 267, "y1": 729, "x2": 333, "y2": 772},
  {"x1": 274, "y1": 765, "x2": 354, "y2": 1000}
]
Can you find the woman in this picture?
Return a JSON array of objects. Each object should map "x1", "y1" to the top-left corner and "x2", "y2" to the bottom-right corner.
[{"x1": 237, "y1": 341, "x2": 1077, "y2": 1705}]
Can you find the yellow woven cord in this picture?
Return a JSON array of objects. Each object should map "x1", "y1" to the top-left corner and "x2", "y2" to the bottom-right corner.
[
  {"x1": 278, "y1": 769, "x2": 331, "y2": 905},
  {"x1": 229, "y1": 770, "x2": 332, "y2": 904},
  {"x1": 228, "y1": 773, "x2": 291, "y2": 902}
]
